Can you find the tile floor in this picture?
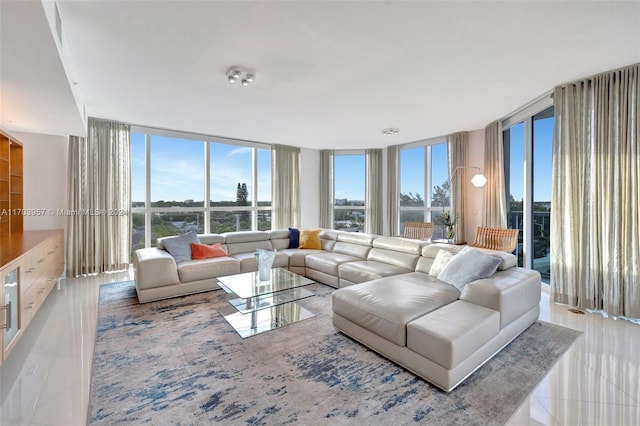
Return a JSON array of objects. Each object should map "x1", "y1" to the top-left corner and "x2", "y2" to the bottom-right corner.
[{"x1": 0, "y1": 271, "x2": 638, "y2": 426}]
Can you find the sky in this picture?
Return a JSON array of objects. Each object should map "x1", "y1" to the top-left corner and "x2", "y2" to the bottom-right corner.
[
  {"x1": 508, "y1": 116, "x2": 554, "y2": 202},
  {"x1": 131, "y1": 115, "x2": 554, "y2": 204},
  {"x1": 131, "y1": 133, "x2": 271, "y2": 203}
]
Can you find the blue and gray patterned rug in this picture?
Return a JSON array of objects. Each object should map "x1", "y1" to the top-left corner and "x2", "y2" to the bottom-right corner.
[{"x1": 89, "y1": 281, "x2": 581, "y2": 425}]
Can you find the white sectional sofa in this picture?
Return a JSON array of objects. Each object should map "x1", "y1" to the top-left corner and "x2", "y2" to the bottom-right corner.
[{"x1": 133, "y1": 229, "x2": 541, "y2": 391}]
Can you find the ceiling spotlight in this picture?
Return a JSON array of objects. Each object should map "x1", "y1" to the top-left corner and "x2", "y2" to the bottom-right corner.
[
  {"x1": 382, "y1": 128, "x2": 399, "y2": 136},
  {"x1": 226, "y1": 67, "x2": 255, "y2": 87}
]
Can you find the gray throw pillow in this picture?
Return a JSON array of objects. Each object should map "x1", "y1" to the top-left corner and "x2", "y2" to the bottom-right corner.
[
  {"x1": 162, "y1": 231, "x2": 200, "y2": 264},
  {"x1": 437, "y1": 248, "x2": 501, "y2": 291}
]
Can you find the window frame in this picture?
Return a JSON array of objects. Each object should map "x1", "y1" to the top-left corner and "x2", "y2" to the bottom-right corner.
[
  {"x1": 397, "y1": 137, "x2": 449, "y2": 237},
  {"x1": 131, "y1": 125, "x2": 272, "y2": 249},
  {"x1": 333, "y1": 150, "x2": 366, "y2": 232}
]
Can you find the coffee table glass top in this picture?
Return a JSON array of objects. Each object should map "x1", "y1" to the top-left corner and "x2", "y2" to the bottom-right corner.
[{"x1": 217, "y1": 268, "x2": 314, "y2": 299}]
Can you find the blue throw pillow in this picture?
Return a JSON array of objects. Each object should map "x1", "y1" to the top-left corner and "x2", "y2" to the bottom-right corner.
[
  {"x1": 162, "y1": 231, "x2": 200, "y2": 264},
  {"x1": 288, "y1": 228, "x2": 300, "y2": 248}
]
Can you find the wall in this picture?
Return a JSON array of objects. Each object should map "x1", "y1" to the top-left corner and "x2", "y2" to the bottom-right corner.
[
  {"x1": 465, "y1": 129, "x2": 485, "y2": 240},
  {"x1": 12, "y1": 131, "x2": 68, "y2": 231}
]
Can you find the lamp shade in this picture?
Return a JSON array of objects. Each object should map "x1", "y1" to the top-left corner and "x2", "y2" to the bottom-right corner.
[{"x1": 471, "y1": 173, "x2": 487, "y2": 187}]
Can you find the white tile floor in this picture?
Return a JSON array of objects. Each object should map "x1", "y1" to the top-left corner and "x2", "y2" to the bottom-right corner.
[{"x1": 0, "y1": 271, "x2": 638, "y2": 426}]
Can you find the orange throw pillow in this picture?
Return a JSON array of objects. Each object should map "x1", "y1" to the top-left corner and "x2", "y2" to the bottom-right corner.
[
  {"x1": 299, "y1": 229, "x2": 322, "y2": 249},
  {"x1": 191, "y1": 242, "x2": 227, "y2": 260}
]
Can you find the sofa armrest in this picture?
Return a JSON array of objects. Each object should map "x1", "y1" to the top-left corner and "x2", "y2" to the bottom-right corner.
[
  {"x1": 459, "y1": 268, "x2": 541, "y2": 329},
  {"x1": 134, "y1": 248, "x2": 180, "y2": 289}
]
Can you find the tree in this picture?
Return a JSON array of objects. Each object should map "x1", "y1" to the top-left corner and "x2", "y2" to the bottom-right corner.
[
  {"x1": 236, "y1": 182, "x2": 249, "y2": 206},
  {"x1": 431, "y1": 180, "x2": 450, "y2": 207},
  {"x1": 399, "y1": 192, "x2": 424, "y2": 207}
]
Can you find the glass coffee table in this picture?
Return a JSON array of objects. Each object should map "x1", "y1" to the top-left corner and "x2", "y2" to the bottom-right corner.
[{"x1": 216, "y1": 268, "x2": 316, "y2": 338}]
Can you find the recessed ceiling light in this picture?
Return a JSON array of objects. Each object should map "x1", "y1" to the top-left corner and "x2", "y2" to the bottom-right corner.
[
  {"x1": 227, "y1": 67, "x2": 255, "y2": 86},
  {"x1": 382, "y1": 128, "x2": 399, "y2": 136}
]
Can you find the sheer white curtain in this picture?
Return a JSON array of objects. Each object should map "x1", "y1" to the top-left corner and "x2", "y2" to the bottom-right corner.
[
  {"x1": 271, "y1": 144, "x2": 301, "y2": 229},
  {"x1": 552, "y1": 64, "x2": 640, "y2": 318},
  {"x1": 319, "y1": 150, "x2": 334, "y2": 229},
  {"x1": 482, "y1": 121, "x2": 507, "y2": 228},
  {"x1": 365, "y1": 149, "x2": 382, "y2": 235},
  {"x1": 386, "y1": 145, "x2": 400, "y2": 236},
  {"x1": 66, "y1": 118, "x2": 131, "y2": 276},
  {"x1": 447, "y1": 132, "x2": 468, "y2": 242}
]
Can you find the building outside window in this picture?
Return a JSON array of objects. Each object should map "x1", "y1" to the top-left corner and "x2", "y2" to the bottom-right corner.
[
  {"x1": 398, "y1": 140, "x2": 449, "y2": 239},
  {"x1": 131, "y1": 128, "x2": 271, "y2": 256},
  {"x1": 333, "y1": 152, "x2": 365, "y2": 232}
]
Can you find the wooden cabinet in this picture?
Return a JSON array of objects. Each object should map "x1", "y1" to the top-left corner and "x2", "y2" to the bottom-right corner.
[
  {"x1": 0, "y1": 230, "x2": 64, "y2": 365},
  {"x1": 0, "y1": 130, "x2": 24, "y2": 237}
]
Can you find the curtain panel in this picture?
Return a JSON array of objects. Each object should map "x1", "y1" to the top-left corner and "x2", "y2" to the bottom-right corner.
[
  {"x1": 482, "y1": 121, "x2": 507, "y2": 228},
  {"x1": 447, "y1": 132, "x2": 468, "y2": 242},
  {"x1": 271, "y1": 144, "x2": 301, "y2": 229},
  {"x1": 386, "y1": 145, "x2": 400, "y2": 236},
  {"x1": 551, "y1": 64, "x2": 640, "y2": 318},
  {"x1": 365, "y1": 149, "x2": 383, "y2": 235},
  {"x1": 319, "y1": 150, "x2": 334, "y2": 229},
  {"x1": 66, "y1": 117, "x2": 131, "y2": 276}
]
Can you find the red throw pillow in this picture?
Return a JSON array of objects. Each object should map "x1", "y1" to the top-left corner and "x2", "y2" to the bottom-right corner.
[{"x1": 191, "y1": 242, "x2": 227, "y2": 260}]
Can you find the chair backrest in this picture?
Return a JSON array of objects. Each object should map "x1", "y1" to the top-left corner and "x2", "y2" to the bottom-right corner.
[
  {"x1": 401, "y1": 222, "x2": 434, "y2": 240},
  {"x1": 470, "y1": 226, "x2": 519, "y2": 252}
]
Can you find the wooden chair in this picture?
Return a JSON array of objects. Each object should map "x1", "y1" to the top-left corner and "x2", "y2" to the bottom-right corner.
[
  {"x1": 470, "y1": 226, "x2": 519, "y2": 252},
  {"x1": 401, "y1": 222, "x2": 434, "y2": 240}
]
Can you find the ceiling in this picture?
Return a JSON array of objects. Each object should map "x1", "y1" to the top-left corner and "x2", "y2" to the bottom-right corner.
[{"x1": 2, "y1": 1, "x2": 639, "y2": 149}]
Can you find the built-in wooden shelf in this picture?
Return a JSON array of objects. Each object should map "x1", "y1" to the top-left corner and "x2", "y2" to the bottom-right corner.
[{"x1": 0, "y1": 130, "x2": 23, "y2": 237}]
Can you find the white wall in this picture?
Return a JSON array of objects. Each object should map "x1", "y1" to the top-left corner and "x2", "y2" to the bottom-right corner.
[
  {"x1": 464, "y1": 129, "x2": 485, "y2": 239},
  {"x1": 299, "y1": 148, "x2": 320, "y2": 228},
  {"x1": 12, "y1": 131, "x2": 68, "y2": 231}
]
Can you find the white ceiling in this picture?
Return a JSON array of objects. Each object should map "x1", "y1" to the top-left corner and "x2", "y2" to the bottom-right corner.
[{"x1": 2, "y1": 1, "x2": 639, "y2": 149}]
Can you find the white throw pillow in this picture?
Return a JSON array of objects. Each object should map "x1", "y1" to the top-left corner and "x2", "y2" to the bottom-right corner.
[
  {"x1": 437, "y1": 248, "x2": 501, "y2": 291},
  {"x1": 429, "y1": 249, "x2": 455, "y2": 276}
]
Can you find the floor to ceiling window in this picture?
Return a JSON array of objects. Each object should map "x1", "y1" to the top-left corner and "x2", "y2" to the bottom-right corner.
[
  {"x1": 503, "y1": 102, "x2": 553, "y2": 282},
  {"x1": 333, "y1": 152, "x2": 365, "y2": 232},
  {"x1": 398, "y1": 140, "x2": 449, "y2": 239},
  {"x1": 131, "y1": 127, "x2": 271, "y2": 255}
]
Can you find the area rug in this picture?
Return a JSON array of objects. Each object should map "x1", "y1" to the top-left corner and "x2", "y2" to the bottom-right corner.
[{"x1": 88, "y1": 281, "x2": 581, "y2": 425}]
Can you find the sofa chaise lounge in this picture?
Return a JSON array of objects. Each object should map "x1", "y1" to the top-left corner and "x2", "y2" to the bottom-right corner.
[{"x1": 332, "y1": 243, "x2": 541, "y2": 391}]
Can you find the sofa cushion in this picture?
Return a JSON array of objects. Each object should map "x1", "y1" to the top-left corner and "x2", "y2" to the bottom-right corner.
[
  {"x1": 372, "y1": 236, "x2": 424, "y2": 255},
  {"x1": 232, "y1": 251, "x2": 289, "y2": 273},
  {"x1": 407, "y1": 300, "x2": 500, "y2": 369},
  {"x1": 305, "y1": 252, "x2": 361, "y2": 276},
  {"x1": 268, "y1": 229, "x2": 291, "y2": 250},
  {"x1": 460, "y1": 245, "x2": 517, "y2": 270},
  {"x1": 198, "y1": 234, "x2": 225, "y2": 245},
  {"x1": 277, "y1": 248, "x2": 324, "y2": 268},
  {"x1": 177, "y1": 257, "x2": 240, "y2": 283},
  {"x1": 161, "y1": 231, "x2": 200, "y2": 264},
  {"x1": 331, "y1": 272, "x2": 460, "y2": 346},
  {"x1": 299, "y1": 229, "x2": 322, "y2": 249},
  {"x1": 338, "y1": 261, "x2": 413, "y2": 285},
  {"x1": 438, "y1": 248, "x2": 501, "y2": 291}
]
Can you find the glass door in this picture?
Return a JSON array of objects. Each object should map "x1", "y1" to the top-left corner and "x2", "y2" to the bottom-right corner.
[
  {"x1": 3, "y1": 267, "x2": 20, "y2": 348},
  {"x1": 503, "y1": 105, "x2": 554, "y2": 283}
]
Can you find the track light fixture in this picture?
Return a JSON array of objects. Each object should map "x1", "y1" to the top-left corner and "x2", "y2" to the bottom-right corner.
[
  {"x1": 382, "y1": 128, "x2": 399, "y2": 136},
  {"x1": 227, "y1": 67, "x2": 255, "y2": 86}
]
